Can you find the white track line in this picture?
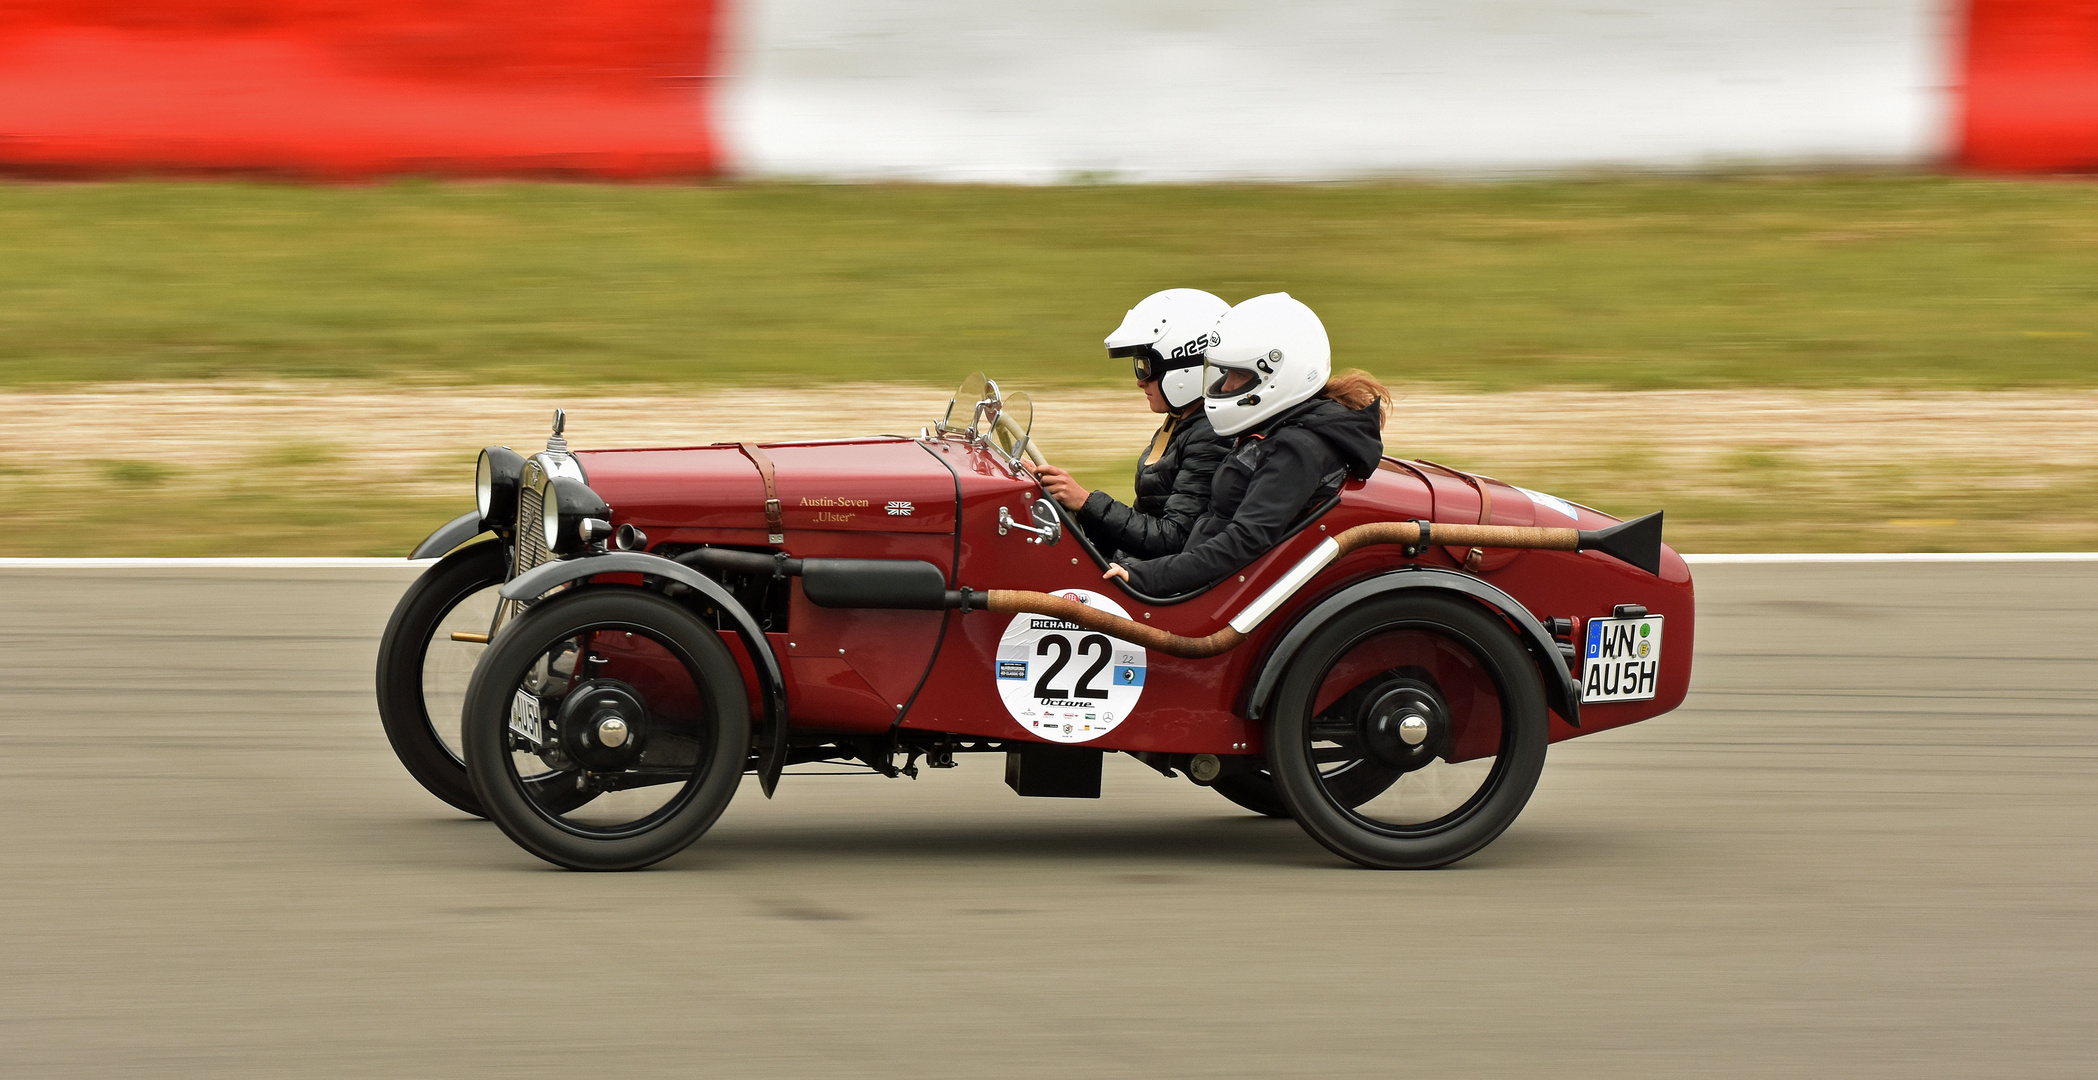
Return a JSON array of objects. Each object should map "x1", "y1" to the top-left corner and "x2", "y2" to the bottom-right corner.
[
  {"x1": 1681, "y1": 552, "x2": 2098, "y2": 564},
  {"x1": 3, "y1": 553, "x2": 2096, "y2": 569},
  {"x1": 0, "y1": 558, "x2": 434, "y2": 568}
]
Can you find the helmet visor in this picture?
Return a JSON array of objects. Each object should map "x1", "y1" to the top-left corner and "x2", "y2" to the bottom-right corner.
[
  {"x1": 1108, "y1": 343, "x2": 1160, "y2": 382},
  {"x1": 1205, "y1": 361, "x2": 1260, "y2": 399},
  {"x1": 1112, "y1": 343, "x2": 1214, "y2": 384}
]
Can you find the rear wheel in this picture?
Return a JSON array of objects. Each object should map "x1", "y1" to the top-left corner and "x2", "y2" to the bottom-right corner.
[
  {"x1": 1209, "y1": 772, "x2": 1291, "y2": 818},
  {"x1": 1271, "y1": 593, "x2": 1548, "y2": 869},
  {"x1": 462, "y1": 588, "x2": 751, "y2": 871},
  {"x1": 1209, "y1": 761, "x2": 1404, "y2": 819}
]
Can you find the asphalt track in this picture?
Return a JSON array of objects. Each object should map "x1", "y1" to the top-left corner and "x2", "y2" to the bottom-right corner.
[{"x1": 2, "y1": 560, "x2": 2093, "y2": 1078}]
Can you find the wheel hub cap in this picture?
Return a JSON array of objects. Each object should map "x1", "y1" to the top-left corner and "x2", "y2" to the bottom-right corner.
[
  {"x1": 1359, "y1": 680, "x2": 1447, "y2": 772},
  {"x1": 555, "y1": 679, "x2": 649, "y2": 771}
]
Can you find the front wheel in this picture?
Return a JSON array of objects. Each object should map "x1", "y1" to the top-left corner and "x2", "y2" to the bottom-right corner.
[
  {"x1": 375, "y1": 540, "x2": 507, "y2": 816},
  {"x1": 1270, "y1": 593, "x2": 1549, "y2": 869},
  {"x1": 462, "y1": 588, "x2": 751, "y2": 871},
  {"x1": 375, "y1": 540, "x2": 591, "y2": 817}
]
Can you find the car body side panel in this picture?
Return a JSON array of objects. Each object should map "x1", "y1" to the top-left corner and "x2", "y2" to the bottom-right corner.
[
  {"x1": 571, "y1": 434, "x2": 1692, "y2": 753},
  {"x1": 577, "y1": 439, "x2": 955, "y2": 535},
  {"x1": 902, "y1": 439, "x2": 1692, "y2": 754},
  {"x1": 578, "y1": 439, "x2": 958, "y2": 733}
]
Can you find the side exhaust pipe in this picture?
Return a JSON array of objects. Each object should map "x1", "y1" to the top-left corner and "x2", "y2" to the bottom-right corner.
[
  {"x1": 681, "y1": 513, "x2": 1665, "y2": 660},
  {"x1": 989, "y1": 512, "x2": 1666, "y2": 658}
]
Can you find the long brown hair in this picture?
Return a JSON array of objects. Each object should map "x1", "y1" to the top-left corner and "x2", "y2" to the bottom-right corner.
[{"x1": 1320, "y1": 369, "x2": 1391, "y2": 430}]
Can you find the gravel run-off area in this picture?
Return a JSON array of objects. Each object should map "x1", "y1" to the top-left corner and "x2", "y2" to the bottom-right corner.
[{"x1": 11, "y1": 382, "x2": 2098, "y2": 553}]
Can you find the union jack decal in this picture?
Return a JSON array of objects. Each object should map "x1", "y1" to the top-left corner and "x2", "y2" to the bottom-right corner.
[{"x1": 886, "y1": 501, "x2": 913, "y2": 516}]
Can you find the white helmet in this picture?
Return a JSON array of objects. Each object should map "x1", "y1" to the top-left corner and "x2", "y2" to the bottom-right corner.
[
  {"x1": 1104, "y1": 288, "x2": 1230, "y2": 409},
  {"x1": 1202, "y1": 293, "x2": 1331, "y2": 437}
]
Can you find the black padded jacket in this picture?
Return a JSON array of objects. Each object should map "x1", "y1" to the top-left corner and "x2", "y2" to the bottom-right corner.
[
  {"x1": 1122, "y1": 397, "x2": 1384, "y2": 598},
  {"x1": 1073, "y1": 409, "x2": 1231, "y2": 563}
]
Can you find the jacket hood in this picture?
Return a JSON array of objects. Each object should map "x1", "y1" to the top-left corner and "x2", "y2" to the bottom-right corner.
[{"x1": 1268, "y1": 397, "x2": 1384, "y2": 479}]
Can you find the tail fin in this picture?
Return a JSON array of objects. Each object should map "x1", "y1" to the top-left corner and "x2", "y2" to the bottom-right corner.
[{"x1": 1577, "y1": 511, "x2": 1664, "y2": 575}]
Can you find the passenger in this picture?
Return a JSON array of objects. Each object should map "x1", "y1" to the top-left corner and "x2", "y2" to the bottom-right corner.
[
  {"x1": 1105, "y1": 293, "x2": 1388, "y2": 597},
  {"x1": 1029, "y1": 289, "x2": 1234, "y2": 562}
]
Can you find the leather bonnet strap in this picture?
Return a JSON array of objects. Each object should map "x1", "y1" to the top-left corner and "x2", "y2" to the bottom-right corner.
[
  {"x1": 1413, "y1": 459, "x2": 1495, "y2": 574},
  {"x1": 739, "y1": 442, "x2": 785, "y2": 545}
]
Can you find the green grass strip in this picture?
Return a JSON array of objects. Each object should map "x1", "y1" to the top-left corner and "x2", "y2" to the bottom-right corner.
[{"x1": 3, "y1": 176, "x2": 2096, "y2": 390}]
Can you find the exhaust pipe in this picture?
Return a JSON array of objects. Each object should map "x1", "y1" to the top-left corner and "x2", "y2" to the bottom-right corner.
[
  {"x1": 987, "y1": 511, "x2": 1666, "y2": 658},
  {"x1": 682, "y1": 513, "x2": 1666, "y2": 661}
]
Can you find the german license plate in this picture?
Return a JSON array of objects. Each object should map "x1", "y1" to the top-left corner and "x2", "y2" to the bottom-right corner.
[
  {"x1": 1582, "y1": 615, "x2": 1664, "y2": 703},
  {"x1": 509, "y1": 689, "x2": 544, "y2": 745}
]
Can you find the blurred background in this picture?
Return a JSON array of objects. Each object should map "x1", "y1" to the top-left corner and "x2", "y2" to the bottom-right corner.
[{"x1": 2, "y1": 0, "x2": 2095, "y2": 555}]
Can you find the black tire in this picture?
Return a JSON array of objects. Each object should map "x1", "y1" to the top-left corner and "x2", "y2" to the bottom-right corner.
[
  {"x1": 375, "y1": 541, "x2": 593, "y2": 817},
  {"x1": 1209, "y1": 772, "x2": 1292, "y2": 818},
  {"x1": 1209, "y1": 760, "x2": 1404, "y2": 820},
  {"x1": 1271, "y1": 593, "x2": 1549, "y2": 870},
  {"x1": 375, "y1": 540, "x2": 507, "y2": 816},
  {"x1": 462, "y1": 588, "x2": 751, "y2": 871}
]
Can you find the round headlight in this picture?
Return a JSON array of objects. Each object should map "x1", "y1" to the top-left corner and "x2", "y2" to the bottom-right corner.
[
  {"x1": 475, "y1": 446, "x2": 524, "y2": 531},
  {"x1": 543, "y1": 476, "x2": 613, "y2": 555}
]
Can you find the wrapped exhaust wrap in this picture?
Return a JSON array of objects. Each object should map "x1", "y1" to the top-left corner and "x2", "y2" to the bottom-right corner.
[{"x1": 982, "y1": 513, "x2": 1663, "y2": 659}]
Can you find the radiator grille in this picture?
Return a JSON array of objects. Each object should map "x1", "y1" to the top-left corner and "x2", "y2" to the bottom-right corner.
[
  {"x1": 514, "y1": 475, "x2": 550, "y2": 578},
  {"x1": 493, "y1": 461, "x2": 553, "y2": 636}
]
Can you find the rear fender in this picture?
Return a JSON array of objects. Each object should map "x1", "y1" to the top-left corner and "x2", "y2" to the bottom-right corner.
[
  {"x1": 408, "y1": 510, "x2": 487, "y2": 560},
  {"x1": 501, "y1": 552, "x2": 791, "y2": 796},
  {"x1": 1242, "y1": 566, "x2": 1579, "y2": 728}
]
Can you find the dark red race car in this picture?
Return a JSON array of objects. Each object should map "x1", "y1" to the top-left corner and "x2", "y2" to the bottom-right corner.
[{"x1": 377, "y1": 375, "x2": 1692, "y2": 871}]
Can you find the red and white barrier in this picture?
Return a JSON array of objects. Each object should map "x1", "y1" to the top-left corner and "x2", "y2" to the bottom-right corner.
[
  {"x1": 0, "y1": 1, "x2": 2094, "y2": 179},
  {"x1": 718, "y1": 0, "x2": 1952, "y2": 180},
  {"x1": 1961, "y1": 0, "x2": 2098, "y2": 170},
  {"x1": 0, "y1": 2, "x2": 720, "y2": 179}
]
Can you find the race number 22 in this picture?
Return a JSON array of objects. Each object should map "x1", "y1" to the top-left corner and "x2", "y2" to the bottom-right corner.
[
  {"x1": 1033, "y1": 633, "x2": 1111, "y2": 701},
  {"x1": 994, "y1": 590, "x2": 1148, "y2": 744}
]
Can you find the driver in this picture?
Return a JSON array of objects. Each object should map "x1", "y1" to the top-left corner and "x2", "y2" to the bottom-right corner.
[
  {"x1": 1030, "y1": 289, "x2": 1233, "y2": 562},
  {"x1": 1105, "y1": 293, "x2": 1387, "y2": 597}
]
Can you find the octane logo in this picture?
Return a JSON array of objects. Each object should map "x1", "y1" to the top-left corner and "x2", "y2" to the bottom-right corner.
[{"x1": 886, "y1": 501, "x2": 913, "y2": 516}]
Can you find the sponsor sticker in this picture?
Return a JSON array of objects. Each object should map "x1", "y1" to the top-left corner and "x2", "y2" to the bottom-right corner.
[
  {"x1": 1516, "y1": 486, "x2": 1582, "y2": 523},
  {"x1": 994, "y1": 589, "x2": 1147, "y2": 744}
]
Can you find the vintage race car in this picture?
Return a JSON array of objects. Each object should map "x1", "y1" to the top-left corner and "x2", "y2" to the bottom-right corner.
[{"x1": 376, "y1": 375, "x2": 1693, "y2": 871}]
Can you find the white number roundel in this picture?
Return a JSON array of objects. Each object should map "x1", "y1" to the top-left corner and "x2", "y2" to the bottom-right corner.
[{"x1": 994, "y1": 589, "x2": 1147, "y2": 744}]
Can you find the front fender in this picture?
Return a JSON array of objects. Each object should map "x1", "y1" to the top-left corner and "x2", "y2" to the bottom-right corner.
[
  {"x1": 408, "y1": 510, "x2": 486, "y2": 560},
  {"x1": 501, "y1": 552, "x2": 792, "y2": 797},
  {"x1": 1242, "y1": 566, "x2": 1580, "y2": 728}
]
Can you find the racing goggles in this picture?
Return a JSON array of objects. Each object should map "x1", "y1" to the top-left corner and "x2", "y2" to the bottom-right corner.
[{"x1": 1110, "y1": 344, "x2": 1203, "y2": 383}]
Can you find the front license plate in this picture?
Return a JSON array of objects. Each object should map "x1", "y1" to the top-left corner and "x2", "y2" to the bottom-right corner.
[
  {"x1": 509, "y1": 689, "x2": 544, "y2": 745},
  {"x1": 1582, "y1": 615, "x2": 1664, "y2": 703}
]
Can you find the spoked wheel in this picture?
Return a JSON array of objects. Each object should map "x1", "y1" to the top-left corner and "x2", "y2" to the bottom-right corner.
[
  {"x1": 461, "y1": 588, "x2": 751, "y2": 871},
  {"x1": 1271, "y1": 594, "x2": 1549, "y2": 869},
  {"x1": 374, "y1": 540, "x2": 591, "y2": 817}
]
